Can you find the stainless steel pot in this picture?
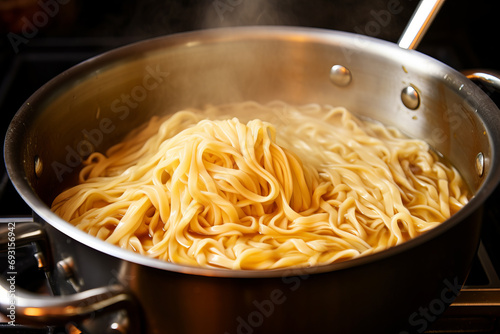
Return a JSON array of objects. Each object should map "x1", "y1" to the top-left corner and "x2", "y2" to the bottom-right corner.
[{"x1": 2, "y1": 24, "x2": 500, "y2": 333}]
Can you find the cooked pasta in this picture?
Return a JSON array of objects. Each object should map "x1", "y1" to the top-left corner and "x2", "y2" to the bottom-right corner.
[{"x1": 51, "y1": 101, "x2": 469, "y2": 269}]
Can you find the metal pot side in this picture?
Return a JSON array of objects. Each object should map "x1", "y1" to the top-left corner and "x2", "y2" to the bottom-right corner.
[{"x1": 4, "y1": 27, "x2": 500, "y2": 333}]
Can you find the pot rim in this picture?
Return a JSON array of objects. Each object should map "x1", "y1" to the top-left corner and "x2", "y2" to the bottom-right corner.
[{"x1": 4, "y1": 26, "x2": 500, "y2": 278}]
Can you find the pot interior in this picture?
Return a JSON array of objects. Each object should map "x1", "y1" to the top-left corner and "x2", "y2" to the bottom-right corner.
[{"x1": 5, "y1": 26, "x2": 500, "y2": 259}]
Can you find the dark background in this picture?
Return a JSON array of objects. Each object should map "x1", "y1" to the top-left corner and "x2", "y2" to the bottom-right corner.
[{"x1": 1, "y1": 0, "x2": 499, "y2": 70}]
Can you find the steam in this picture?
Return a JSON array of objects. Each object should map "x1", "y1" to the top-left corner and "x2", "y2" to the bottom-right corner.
[
  {"x1": 199, "y1": 0, "x2": 415, "y2": 43},
  {"x1": 202, "y1": 0, "x2": 291, "y2": 29},
  {"x1": 110, "y1": 1, "x2": 415, "y2": 45}
]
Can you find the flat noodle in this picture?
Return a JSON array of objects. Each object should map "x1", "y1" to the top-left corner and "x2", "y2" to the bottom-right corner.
[{"x1": 51, "y1": 101, "x2": 469, "y2": 269}]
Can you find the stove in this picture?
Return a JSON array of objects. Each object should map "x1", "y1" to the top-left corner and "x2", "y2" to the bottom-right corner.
[{"x1": 1, "y1": 0, "x2": 499, "y2": 333}]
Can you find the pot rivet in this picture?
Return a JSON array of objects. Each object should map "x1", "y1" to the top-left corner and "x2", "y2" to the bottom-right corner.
[
  {"x1": 476, "y1": 152, "x2": 485, "y2": 177},
  {"x1": 34, "y1": 155, "x2": 43, "y2": 178},
  {"x1": 401, "y1": 85, "x2": 420, "y2": 110},
  {"x1": 330, "y1": 65, "x2": 352, "y2": 87}
]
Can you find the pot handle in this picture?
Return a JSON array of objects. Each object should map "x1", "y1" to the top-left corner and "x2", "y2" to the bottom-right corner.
[
  {"x1": 0, "y1": 280, "x2": 140, "y2": 332},
  {"x1": 462, "y1": 69, "x2": 500, "y2": 93},
  {"x1": 0, "y1": 218, "x2": 142, "y2": 333},
  {"x1": 398, "y1": 0, "x2": 445, "y2": 50}
]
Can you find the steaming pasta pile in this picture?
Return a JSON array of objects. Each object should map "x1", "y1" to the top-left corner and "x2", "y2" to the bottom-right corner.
[{"x1": 51, "y1": 101, "x2": 469, "y2": 269}]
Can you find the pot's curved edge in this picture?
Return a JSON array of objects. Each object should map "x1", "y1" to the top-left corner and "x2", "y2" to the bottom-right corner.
[{"x1": 4, "y1": 26, "x2": 500, "y2": 278}]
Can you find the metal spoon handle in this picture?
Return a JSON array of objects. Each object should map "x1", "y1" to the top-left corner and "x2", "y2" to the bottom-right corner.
[{"x1": 398, "y1": 0, "x2": 446, "y2": 50}]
